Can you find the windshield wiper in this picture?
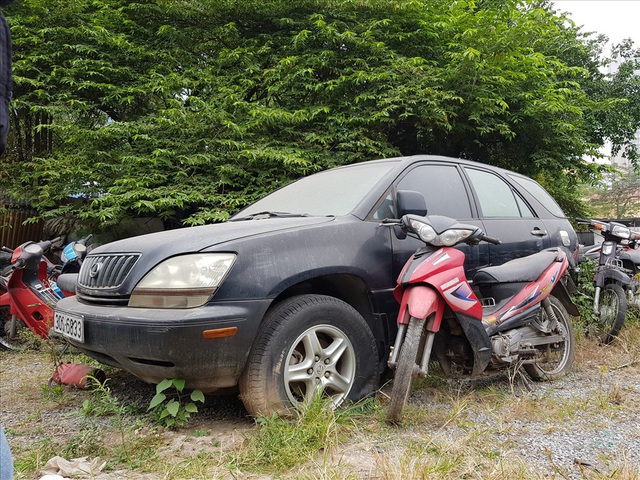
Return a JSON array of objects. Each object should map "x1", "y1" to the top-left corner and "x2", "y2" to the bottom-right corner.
[{"x1": 230, "y1": 211, "x2": 310, "y2": 221}]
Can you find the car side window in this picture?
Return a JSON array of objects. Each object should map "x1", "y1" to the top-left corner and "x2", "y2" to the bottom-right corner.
[
  {"x1": 393, "y1": 165, "x2": 473, "y2": 218},
  {"x1": 465, "y1": 167, "x2": 534, "y2": 218}
]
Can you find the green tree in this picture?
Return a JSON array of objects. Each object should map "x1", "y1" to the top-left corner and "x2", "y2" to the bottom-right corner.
[
  {"x1": 1, "y1": 0, "x2": 637, "y2": 227},
  {"x1": 587, "y1": 171, "x2": 640, "y2": 218}
]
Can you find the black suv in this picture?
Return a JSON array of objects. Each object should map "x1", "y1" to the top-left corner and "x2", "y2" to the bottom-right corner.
[{"x1": 53, "y1": 155, "x2": 578, "y2": 416}]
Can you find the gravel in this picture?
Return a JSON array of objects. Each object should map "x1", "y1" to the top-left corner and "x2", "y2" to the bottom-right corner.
[{"x1": 1, "y1": 341, "x2": 639, "y2": 479}]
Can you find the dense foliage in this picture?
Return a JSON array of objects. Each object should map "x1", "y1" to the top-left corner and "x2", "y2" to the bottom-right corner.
[{"x1": 1, "y1": 0, "x2": 638, "y2": 228}]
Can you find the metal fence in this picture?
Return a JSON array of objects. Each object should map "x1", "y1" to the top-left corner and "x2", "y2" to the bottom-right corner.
[
  {"x1": 1, "y1": 209, "x2": 44, "y2": 248},
  {"x1": 1, "y1": 196, "x2": 45, "y2": 248}
]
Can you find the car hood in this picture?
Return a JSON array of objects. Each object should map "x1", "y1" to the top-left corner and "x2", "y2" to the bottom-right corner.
[{"x1": 91, "y1": 216, "x2": 335, "y2": 256}]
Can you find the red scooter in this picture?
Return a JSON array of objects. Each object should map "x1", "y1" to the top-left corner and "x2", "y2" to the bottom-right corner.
[
  {"x1": 385, "y1": 214, "x2": 577, "y2": 424},
  {"x1": 0, "y1": 236, "x2": 89, "y2": 349}
]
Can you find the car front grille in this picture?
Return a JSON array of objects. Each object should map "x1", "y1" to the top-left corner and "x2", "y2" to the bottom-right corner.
[{"x1": 78, "y1": 254, "x2": 140, "y2": 290}]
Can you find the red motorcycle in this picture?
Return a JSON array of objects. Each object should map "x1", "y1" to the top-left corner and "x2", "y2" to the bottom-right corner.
[
  {"x1": 384, "y1": 214, "x2": 577, "y2": 424},
  {"x1": 0, "y1": 236, "x2": 89, "y2": 349}
]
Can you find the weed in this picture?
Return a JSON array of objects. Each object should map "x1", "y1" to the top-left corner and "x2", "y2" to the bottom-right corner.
[
  {"x1": 40, "y1": 383, "x2": 68, "y2": 405},
  {"x1": 110, "y1": 429, "x2": 164, "y2": 470},
  {"x1": 61, "y1": 424, "x2": 107, "y2": 459},
  {"x1": 192, "y1": 428, "x2": 211, "y2": 438},
  {"x1": 12, "y1": 436, "x2": 58, "y2": 476},
  {"x1": 227, "y1": 394, "x2": 343, "y2": 474},
  {"x1": 82, "y1": 375, "x2": 131, "y2": 448},
  {"x1": 147, "y1": 378, "x2": 205, "y2": 429}
]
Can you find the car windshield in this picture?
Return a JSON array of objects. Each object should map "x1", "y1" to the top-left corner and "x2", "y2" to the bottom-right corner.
[{"x1": 233, "y1": 162, "x2": 395, "y2": 218}]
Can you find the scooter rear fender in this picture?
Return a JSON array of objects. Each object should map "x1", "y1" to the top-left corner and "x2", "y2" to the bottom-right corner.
[
  {"x1": 552, "y1": 280, "x2": 580, "y2": 317},
  {"x1": 397, "y1": 285, "x2": 445, "y2": 332}
]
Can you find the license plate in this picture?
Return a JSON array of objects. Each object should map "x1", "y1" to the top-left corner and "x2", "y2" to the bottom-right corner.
[{"x1": 53, "y1": 311, "x2": 84, "y2": 343}]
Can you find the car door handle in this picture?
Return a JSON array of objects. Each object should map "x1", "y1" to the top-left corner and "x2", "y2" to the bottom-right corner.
[{"x1": 530, "y1": 228, "x2": 548, "y2": 236}]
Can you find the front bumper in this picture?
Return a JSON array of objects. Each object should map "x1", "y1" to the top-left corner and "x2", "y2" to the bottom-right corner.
[{"x1": 54, "y1": 296, "x2": 272, "y2": 393}]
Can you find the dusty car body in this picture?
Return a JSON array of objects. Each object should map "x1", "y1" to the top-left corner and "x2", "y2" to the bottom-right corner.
[{"x1": 54, "y1": 155, "x2": 578, "y2": 415}]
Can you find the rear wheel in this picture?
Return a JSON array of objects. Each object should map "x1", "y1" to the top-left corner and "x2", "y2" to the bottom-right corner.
[
  {"x1": 590, "y1": 283, "x2": 627, "y2": 344},
  {"x1": 239, "y1": 295, "x2": 379, "y2": 417},
  {"x1": 386, "y1": 316, "x2": 426, "y2": 424},
  {"x1": 524, "y1": 296, "x2": 575, "y2": 381}
]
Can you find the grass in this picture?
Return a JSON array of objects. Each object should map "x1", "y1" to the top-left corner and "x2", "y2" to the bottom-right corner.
[{"x1": 2, "y1": 318, "x2": 639, "y2": 479}]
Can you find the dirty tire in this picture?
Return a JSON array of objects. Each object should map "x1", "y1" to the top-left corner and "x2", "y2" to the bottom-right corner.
[
  {"x1": 386, "y1": 316, "x2": 425, "y2": 424},
  {"x1": 239, "y1": 294, "x2": 379, "y2": 418},
  {"x1": 0, "y1": 310, "x2": 26, "y2": 351},
  {"x1": 594, "y1": 283, "x2": 627, "y2": 344},
  {"x1": 524, "y1": 296, "x2": 575, "y2": 381}
]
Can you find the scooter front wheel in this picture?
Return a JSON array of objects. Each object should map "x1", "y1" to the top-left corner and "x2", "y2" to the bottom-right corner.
[
  {"x1": 387, "y1": 316, "x2": 426, "y2": 424},
  {"x1": 593, "y1": 283, "x2": 627, "y2": 344},
  {"x1": 0, "y1": 310, "x2": 27, "y2": 351}
]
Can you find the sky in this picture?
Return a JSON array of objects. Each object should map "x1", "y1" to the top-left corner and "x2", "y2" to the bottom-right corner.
[{"x1": 552, "y1": 1, "x2": 640, "y2": 50}]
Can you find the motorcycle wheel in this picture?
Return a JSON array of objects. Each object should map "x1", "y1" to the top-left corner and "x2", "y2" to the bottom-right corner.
[
  {"x1": 239, "y1": 294, "x2": 379, "y2": 418},
  {"x1": 386, "y1": 316, "x2": 426, "y2": 424},
  {"x1": 0, "y1": 310, "x2": 27, "y2": 351},
  {"x1": 591, "y1": 283, "x2": 627, "y2": 344},
  {"x1": 524, "y1": 296, "x2": 575, "y2": 381}
]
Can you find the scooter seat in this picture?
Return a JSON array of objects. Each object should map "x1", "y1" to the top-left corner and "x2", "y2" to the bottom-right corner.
[
  {"x1": 473, "y1": 250, "x2": 560, "y2": 285},
  {"x1": 618, "y1": 248, "x2": 640, "y2": 266}
]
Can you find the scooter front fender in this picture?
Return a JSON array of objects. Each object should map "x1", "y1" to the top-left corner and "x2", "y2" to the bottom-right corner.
[
  {"x1": 398, "y1": 286, "x2": 445, "y2": 332},
  {"x1": 595, "y1": 267, "x2": 631, "y2": 288}
]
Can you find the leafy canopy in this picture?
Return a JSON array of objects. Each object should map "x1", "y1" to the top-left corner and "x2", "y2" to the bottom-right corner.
[{"x1": 1, "y1": 0, "x2": 638, "y2": 227}]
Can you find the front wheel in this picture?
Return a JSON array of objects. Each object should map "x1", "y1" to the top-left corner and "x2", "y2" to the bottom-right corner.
[
  {"x1": 239, "y1": 295, "x2": 379, "y2": 418},
  {"x1": 386, "y1": 316, "x2": 426, "y2": 424},
  {"x1": 0, "y1": 310, "x2": 27, "y2": 351},
  {"x1": 590, "y1": 283, "x2": 627, "y2": 344},
  {"x1": 524, "y1": 296, "x2": 575, "y2": 381}
]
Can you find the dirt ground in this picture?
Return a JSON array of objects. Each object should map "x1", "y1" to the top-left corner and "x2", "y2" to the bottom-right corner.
[{"x1": 1, "y1": 335, "x2": 640, "y2": 479}]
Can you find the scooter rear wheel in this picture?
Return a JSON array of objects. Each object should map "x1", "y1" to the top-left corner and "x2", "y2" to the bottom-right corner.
[
  {"x1": 387, "y1": 316, "x2": 426, "y2": 424},
  {"x1": 524, "y1": 296, "x2": 575, "y2": 381}
]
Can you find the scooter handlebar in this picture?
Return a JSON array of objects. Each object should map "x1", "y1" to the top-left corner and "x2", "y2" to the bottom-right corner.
[{"x1": 379, "y1": 218, "x2": 402, "y2": 226}]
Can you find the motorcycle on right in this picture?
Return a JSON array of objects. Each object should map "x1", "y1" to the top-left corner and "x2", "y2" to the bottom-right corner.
[{"x1": 576, "y1": 219, "x2": 637, "y2": 344}]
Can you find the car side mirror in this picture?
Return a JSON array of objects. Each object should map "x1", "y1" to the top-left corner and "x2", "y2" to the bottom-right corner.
[{"x1": 396, "y1": 190, "x2": 427, "y2": 217}]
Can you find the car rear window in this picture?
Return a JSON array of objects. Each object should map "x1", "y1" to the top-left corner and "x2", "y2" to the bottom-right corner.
[
  {"x1": 508, "y1": 175, "x2": 566, "y2": 218},
  {"x1": 236, "y1": 162, "x2": 395, "y2": 217}
]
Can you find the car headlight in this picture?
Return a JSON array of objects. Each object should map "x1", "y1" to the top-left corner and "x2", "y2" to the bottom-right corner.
[{"x1": 128, "y1": 253, "x2": 236, "y2": 308}]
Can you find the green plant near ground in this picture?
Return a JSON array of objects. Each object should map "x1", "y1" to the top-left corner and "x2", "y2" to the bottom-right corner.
[
  {"x1": 82, "y1": 375, "x2": 132, "y2": 447},
  {"x1": 40, "y1": 383, "x2": 68, "y2": 405},
  {"x1": 11, "y1": 435, "x2": 59, "y2": 477},
  {"x1": 227, "y1": 395, "x2": 374, "y2": 474},
  {"x1": 147, "y1": 378, "x2": 205, "y2": 428},
  {"x1": 572, "y1": 258, "x2": 598, "y2": 329}
]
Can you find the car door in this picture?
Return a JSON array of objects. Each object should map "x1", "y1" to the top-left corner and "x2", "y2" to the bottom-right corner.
[
  {"x1": 377, "y1": 162, "x2": 490, "y2": 281},
  {"x1": 461, "y1": 166, "x2": 550, "y2": 266}
]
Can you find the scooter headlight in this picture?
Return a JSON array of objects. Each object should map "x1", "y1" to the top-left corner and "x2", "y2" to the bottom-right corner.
[
  {"x1": 410, "y1": 219, "x2": 437, "y2": 243},
  {"x1": 437, "y1": 228, "x2": 475, "y2": 246},
  {"x1": 611, "y1": 225, "x2": 630, "y2": 239}
]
